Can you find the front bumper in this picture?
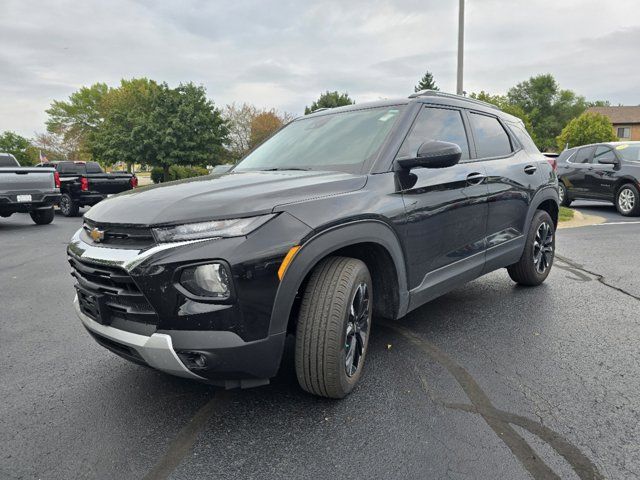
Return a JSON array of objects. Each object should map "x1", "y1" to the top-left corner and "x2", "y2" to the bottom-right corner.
[
  {"x1": 75, "y1": 296, "x2": 204, "y2": 380},
  {"x1": 76, "y1": 296, "x2": 285, "y2": 387}
]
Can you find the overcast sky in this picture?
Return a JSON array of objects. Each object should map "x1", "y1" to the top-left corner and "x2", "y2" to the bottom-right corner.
[{"x1": 2, "y1": 0, "x2": 639, "y2": 137}]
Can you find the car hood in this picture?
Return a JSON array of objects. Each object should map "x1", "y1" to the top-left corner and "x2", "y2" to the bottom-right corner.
[{"x1": 84, "y1": 170, "x2": 367, "y2": 226}]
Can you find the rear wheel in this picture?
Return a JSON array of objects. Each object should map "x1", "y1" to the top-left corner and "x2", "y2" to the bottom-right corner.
[
  {"x1": 30, "y1": 207, "x2": 55, "y2": 225},
  {"x1": 59, "y1": 194, "x2": 79, "y2": 217},
  {"x1": 615, "y1": 184, "x2": 640, "y2": 217},
  {"x1": 295, "y1": 256, "x2": 372, "y2": 399},
  {"x1": 507, "y1": 210, "x2": 555, "y2": 286},
  {"x1": 558, "y1": 182, "x2": 571, "y2": 207}
]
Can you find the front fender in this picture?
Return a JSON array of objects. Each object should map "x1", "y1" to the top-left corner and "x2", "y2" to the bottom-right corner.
[{"x1": 268, "y1": 220, "x2": 409, "y2": 335}]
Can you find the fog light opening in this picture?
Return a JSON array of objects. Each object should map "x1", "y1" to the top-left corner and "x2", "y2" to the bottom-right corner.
[{"x1": 178, "y1": 351, "x2": 209, "y2": 370}]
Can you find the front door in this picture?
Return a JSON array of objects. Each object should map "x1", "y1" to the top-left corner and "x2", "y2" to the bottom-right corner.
[{"x1": 396, "y1": 105, "x2": 489, "y2": 309}]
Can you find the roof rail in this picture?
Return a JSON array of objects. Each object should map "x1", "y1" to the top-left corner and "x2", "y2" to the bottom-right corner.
[
  {"x1": 309, "y1": 107, "x2": 331, "y2": 113},
  {"x1": 409, "y1": 89, "x2": 499, "y2": 110}
]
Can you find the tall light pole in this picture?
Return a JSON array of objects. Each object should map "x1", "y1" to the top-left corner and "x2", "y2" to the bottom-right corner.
[{"x1": 456, "y1": 0, "x2": 465, "y2": 95}]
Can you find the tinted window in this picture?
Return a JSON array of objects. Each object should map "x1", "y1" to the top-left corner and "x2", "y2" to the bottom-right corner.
[
  {"x1": 557, "y1": 150, "x2": 576, "y2": 163},
  {"x1": 396, "y1": 107, "x2": 469, "y2": 160},
  {"x1": 0, "y1": 154, "x2": 19, "y2": 167},
  {"x1": 86, "y1": 162, "x2": 103, "y2": 173},
  {"x1": 57, "y1": 162, "x2": 85, "y2": 174},
  {"x1": 572, "y1": 147, "x2": 594, "y2": 164},
  {"x1": 593, "y1": 146, "x2": 615, "y2": 164},
  {"x1": 509, "y1": 123, "x2": 538, "y2": 153},
  {"x1": 469, "y1": 113, "x2": 512, "y2": 158}
]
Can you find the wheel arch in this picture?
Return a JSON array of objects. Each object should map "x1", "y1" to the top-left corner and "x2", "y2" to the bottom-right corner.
[
  {"x1": 613, "y1": 176, "x2": 639, "y2": 197},
  {"x1": 269, "y1": 220, "x2": 409, "y2": 336},
  {"x1": 526, "y1": 187, "x2": 559, "y2": 232}
]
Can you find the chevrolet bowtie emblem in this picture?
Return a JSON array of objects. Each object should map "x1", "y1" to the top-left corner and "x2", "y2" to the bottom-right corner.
[{"x1": 90, "y1": 228, "x2": 105, "y2": 242}]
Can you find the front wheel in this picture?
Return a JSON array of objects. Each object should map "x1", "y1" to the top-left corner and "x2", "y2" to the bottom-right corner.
[
  {"x1": 558, "y1": 182, "x2": 571, "y2": 207},
  {"x1": 615, "y1": 184, "x2": 640, "y2": 217},
  {"x1": 30, "y1": 207, "x2": 55, "y2": 225},
  {"x1": 507, "y1": 210, "x2": 555, "y2": 286},
  {"x1": 295, "y1": 256, "x2": 372, "y2": 399}
]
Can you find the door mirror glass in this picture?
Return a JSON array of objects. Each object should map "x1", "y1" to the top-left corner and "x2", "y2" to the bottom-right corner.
[{"x1": 396, "y1": 140, "x2": 462, "y2": 170}]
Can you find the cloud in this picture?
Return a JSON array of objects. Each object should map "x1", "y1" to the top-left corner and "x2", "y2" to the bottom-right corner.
[{"x1": 1, "y1": 0, "x2": 639, "y2": 137}]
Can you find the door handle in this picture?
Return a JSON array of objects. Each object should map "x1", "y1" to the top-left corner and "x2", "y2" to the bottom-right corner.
[
  {"x1": 466, "y1": 172, "x2": 485, "y2": 185},
  {"x1": 524, "y1": 165, "x2": 537, "y2": 175}
]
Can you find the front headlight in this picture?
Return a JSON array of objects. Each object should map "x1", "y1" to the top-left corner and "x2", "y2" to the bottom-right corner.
[{"x1": 152, "y1": 214, "x2": 275, "y2": 242}]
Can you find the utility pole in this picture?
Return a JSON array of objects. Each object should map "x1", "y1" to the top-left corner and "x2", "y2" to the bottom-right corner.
[{"x1": 456, "y1": 0, "x2": 465, "y2": 95}]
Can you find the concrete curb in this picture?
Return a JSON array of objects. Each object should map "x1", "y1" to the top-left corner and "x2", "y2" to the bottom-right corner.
[{"x1": 558, "y1": 209, "x2": 606, "y2": 229}]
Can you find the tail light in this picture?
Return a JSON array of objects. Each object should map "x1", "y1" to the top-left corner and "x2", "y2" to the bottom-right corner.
[
  {"x1": 53, "y1": 171, "x2": 61, "y2": 189},
  {"x1": 130, "y1": 176, "x2": 138, "y2": 188},
  {"x1": 80, "y1": 176, "x2": 89, "y2": 191},
  {"x1": 547, "y1": 159, "x2": 557, "y2": 172}
]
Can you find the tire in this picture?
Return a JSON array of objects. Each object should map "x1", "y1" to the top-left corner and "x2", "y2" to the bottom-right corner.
[
  {"x1": 295, "y1": 256, "x2": 372, "y2": 399},
  {"x1": 558, "y1": 182, "x2": 571, "y2": 207},
  {"x1": 615, "y1": 184, "x2": 640, "y2": 217},
  {"x1": 59, "y1": 193, "x2": 79, "y2": 217},
  {"x1": 30, "y1": 207, "x2": 55, "y2": 225},
  {"x1": 507, "y1": 210, "x2": 555, "y2": 286}
]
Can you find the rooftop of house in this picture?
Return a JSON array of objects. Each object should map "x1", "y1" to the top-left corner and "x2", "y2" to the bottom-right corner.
[{"x1": 587, "y1": 106, "x2": 640, "y2": 124}]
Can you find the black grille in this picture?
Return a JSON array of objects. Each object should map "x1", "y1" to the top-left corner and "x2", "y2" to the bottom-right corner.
[
  {"x1": 70, "y1": 255, "x2": 158, "y2": 325},
  {"x1": 82, "y1": 219, "x2": 155, "y2": 248}
]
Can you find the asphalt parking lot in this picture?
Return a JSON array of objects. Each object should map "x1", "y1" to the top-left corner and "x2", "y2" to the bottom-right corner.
[{"x1": 2, "y1": 201, "x2": 639, "y2": 480}]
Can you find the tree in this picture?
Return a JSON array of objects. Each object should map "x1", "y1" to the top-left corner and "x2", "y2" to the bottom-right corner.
[
  {"x1": 141, "y1": 82, "x2": 229, "y2": 181},
  {"x1": 32, "y1": 131, "x2": 82, "y2": 161},
  {"x1": 249, "y1": 110, "x2": 294, "y2": 149},
  {"x1": 45, "y1": 83, "x2": 111, "y2": 160},
  {"x1": 414, "y1": 70, "x2": 439, "y2": 92},
  {"x1": 507, "y1": 74, "x2": 588, "y2": 151},
  {"x1": 556, "y1": 112, "x2": 617, "y2": 151},
  {"x1": 223, "y1": 103, "x2": 258, "y2": 161},
  {"x1": 0, "y1": 131, "x2": 38, "y2": 165},
  {"x1": 92, "y1": 78, "x2": 161, "y2": 172},
  {"x1": 304, "y1": 91, "x2": 353, "y2": 114}
]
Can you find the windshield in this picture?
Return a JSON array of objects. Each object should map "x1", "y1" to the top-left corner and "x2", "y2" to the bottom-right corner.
[
  {"x1": 234, "y1": 106, "x2": 405, "y2": 173},
  {"x1": 615, "y1": 144, "x2": 640, "y2": 162}
]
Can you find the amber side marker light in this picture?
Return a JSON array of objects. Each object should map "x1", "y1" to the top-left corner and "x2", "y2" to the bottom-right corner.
[{"x1": 278, "y1": 246, "x2": 300, "y2": 280}]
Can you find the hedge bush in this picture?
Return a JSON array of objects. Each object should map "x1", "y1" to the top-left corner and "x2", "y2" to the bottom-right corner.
[{"x1": 151, "y1": 165, "x2": 209, "y2": 183}]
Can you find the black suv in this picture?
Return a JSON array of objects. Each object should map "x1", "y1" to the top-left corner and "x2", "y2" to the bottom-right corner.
[
  {"x1": 68, "y1": 91, "x2": 558, "y2": 398},
  {"x1": 557, "y1": 142, "x2": 640, "y2": 216}
]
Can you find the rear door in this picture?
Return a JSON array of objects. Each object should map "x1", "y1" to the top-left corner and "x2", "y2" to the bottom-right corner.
[
  {"x1": 397, "y1": 105, "x2": 489, "y2": 308},
  {"x1": 587, "y1": 145, "x2": 618, "y2": 199},
  {"x1": 563, "y1": 146, "x2": 595, "y2": 197},
  {"x1": 468, "y1": 111, "x2": 543, "y2": 271}
]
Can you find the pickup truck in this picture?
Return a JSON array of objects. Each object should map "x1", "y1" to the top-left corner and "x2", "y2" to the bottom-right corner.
[
  {"x1": 0, "y1": 153, "x2": 60, "y2": 225},
  {"x1": 37, "y1": 161, "x2": 137, "y2": 216}
]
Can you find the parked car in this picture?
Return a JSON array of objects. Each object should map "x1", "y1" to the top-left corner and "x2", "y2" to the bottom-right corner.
[
  {"x1": 37, "y1": 161, "x2": 138, "y2": 216},
  {"x1": 67, "y1": 91, "x2": 558, "y2": 398},
  {"x1": 557, "y1": 142, "x2": 640, "y2": 216},
  {"x1": 0, "y1": 153, "x2": 60, "y2": 224}
]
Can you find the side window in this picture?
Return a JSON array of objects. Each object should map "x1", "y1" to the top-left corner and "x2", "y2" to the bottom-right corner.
[
  {"x1": 571, "y1": 147, "x2": 594, "y2": 164},
  {"x1": 396, "y1": 107, "x2": 470, "y2": 160},
  {"x1": 469, "y1": 112, "x2": 513, "y2": 158},
  {"x1": 509, "y1": 123, "x2": 539, "y2": 153},
  {"x1": 593, "y1": 146, "x2": 615, "y2": 164}
]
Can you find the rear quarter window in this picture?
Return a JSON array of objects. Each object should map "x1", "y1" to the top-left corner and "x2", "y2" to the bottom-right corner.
[{"x1": 469, "y1": 112, "x2": 513, "y2": 158}]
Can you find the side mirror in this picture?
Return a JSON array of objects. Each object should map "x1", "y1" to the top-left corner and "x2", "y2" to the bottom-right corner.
[
  {"x1": 598, "y1": 157, "x2": 619, "y2": 165},
  {"x1": 396, "y1": 141, "x2": 462, "y2": 170}
]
